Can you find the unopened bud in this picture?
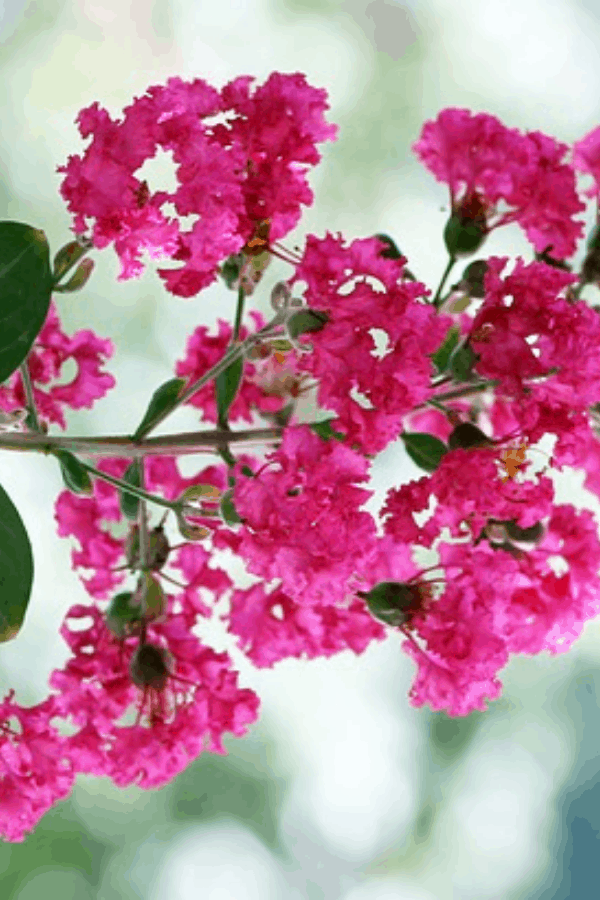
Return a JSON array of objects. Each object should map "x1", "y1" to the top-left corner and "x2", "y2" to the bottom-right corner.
[{"x1": 129, "y1": 643, "x2": 171, "y2": 690}]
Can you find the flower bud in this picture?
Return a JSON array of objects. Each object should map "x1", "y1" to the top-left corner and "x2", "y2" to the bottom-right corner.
[
  {"x1": 105, "y1": 590, "x2": 144, "y2": 639},
  {"x1": 457, "y1": 259, "x2": 488, "y2": 298},
  {"x1": 129, "y1": 643, "x2": 172, "y2": 690},
  {"x1": 444, "y1": 192, "x2": 489, "y2": 258},
  {"x1": 125, "y1": 522, "x2": 170, "y2": 571},
  {"x1": 581, "y1": 225, "x2": 600, "y2": 285},
  {"x1": 357, "y1": 581, "x2": 423, "y2": 627},
  {"x1": 504, "y1": 519, "x2": 544, "y2": 543},
  {"x1": 131, "y1": 570, "x2": 166, "y2": 621},
  {"x1": 53, "y1": 258, "x2": 95, "y2": 293}
]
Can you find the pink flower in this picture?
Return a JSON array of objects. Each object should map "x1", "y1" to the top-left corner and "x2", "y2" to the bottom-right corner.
[
  {"x1": 174, "y1": 309, "x2": 303, "y2": 424},
  {"x1": 231, "y1": 424, "x2": 379, "y2": 605},
  {"x1": 0, "y1": 299, "x2": 116, "y2": 430},
  {"x1": 573, "y1": 124, "x2": 600, "y2": 199},
  {"x1": 0, "y1": 692, "x2": 75, "y2": 842},
  {"x1": 412, "y1": 108, "x2": 585, "y2": 259},
  {"x1": 288, "y1": 233, "x2": 452, "y2": 455},
  {"x1": 49, "y1": 605, "x2": 260, "y2": 789},
  {"x1": 57, "y1": 73, "x2": 338, "y2": 297},
  {"x1": 375, "y1": 441, "x2": 600, "y2": 715},
  {"x1": 53, "y1": 454, "x2": 240, "y2": 601},
  {"x1": 227, "y1": 581, "x2": 386, "y2": 667}
]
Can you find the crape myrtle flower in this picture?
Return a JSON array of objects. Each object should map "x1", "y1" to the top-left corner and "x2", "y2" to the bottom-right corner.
[
  {"x1": 374, "y1": 447, "x2": 600, "y2": 715},
  {"x1": 57, "y1": 73, "x2": 338, "y2": 297},
  {"x1": 174, "y1": 309, "x2": 304, "y2": 424},
  {"x1": 49, "y1": 604, "x2": 259, "y2": 789},
  {"x1": 0, "y1": 692, "x2": 75, "y2": 842},
  {"x1": 0, "y1": 299, "x2": 115, "y2": 431},
  {"x1": 218, "y1": 424, "x2": 380, "y2": 607},
  {"x1": 412, "y1": 107, "x2": 585, "y2": 261},
  {"x1": 53, "y1": 454, "x2": 244, "y2": 602},
  {"x1": 287, "y1": 233, "x2": 453, "y2": 456}
]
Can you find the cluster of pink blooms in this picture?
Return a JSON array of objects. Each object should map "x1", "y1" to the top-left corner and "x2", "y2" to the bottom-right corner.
[{"x1": 3, "y1": 75, "x2": 600, "y2": 842}]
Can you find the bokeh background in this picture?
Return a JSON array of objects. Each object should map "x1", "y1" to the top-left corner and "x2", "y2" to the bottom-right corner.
[{"x1": 2, "y1": 0, "x2": 600, "y2": 897}]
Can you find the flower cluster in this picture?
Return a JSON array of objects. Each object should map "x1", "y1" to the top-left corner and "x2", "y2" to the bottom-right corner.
[{"x1": 4, "y1": 88, "x2": 600, "y2": 843}]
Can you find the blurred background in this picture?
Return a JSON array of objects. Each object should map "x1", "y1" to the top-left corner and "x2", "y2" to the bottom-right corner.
[{"x1": 2, "y1": 0, "x2": 600, "y2": 897}]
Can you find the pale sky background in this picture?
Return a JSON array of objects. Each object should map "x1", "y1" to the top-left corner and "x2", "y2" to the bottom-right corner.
[{"x1": 3, "y1": 0, "x2": 600, "y2": 898}]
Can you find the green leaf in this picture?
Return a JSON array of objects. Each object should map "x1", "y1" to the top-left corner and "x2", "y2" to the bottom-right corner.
[
  {"x1": 431, "y1": 325, "x2": 460, "y2": 374},
  {"x1": 219, "y1": 488, "x2": 243, "y2": 525},
  {"x1": 449, "y1": 343, "x2": 478, "y2": 382},
  {"x1": 120, "y1": 459, "x2": 142, "y2": 520},
  {"x1": 401, "y1": 432, "x2": 447, "y2": 473},
  {"x1": 309, "y1": 418, "x2": 346, "y2": 442},
  {"x1": 287, "y1": 309, "x2": 329, "y2": 340},
  {"x1": 131, "y1": 377, "x2": 187, "y2": 442},
  {"x1": 0, "y1": 221, "x2": 53, "y2": 385},
  {"x1": 447, "y1": 422, "x2": 492, "y2": 450},
  {"x1": 51, "y1": 448, "x2": 93, "y2": 495},
  {"x1": 0, "y1": 482, "x2": 34, "y2": 642},
  {"x1": 215, "y1": 356, "x2": 243, "y2": 429}
]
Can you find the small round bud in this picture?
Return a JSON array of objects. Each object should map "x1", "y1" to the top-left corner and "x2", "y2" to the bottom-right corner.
[
  {"x1": 129, "y1": 643, "x2": 171, "y2": 690},
  {"x1": 504, "y1": 519, "x2": 544, "y2": 543},
  {"x1": 358, "y1": 581, "x2": 423, "y2": 627},
  {"x1": 444, "y1": 192, "x2": 488, "y2": 258},
  {"x1": 125, "y1": 523, "x2": 170, "y2": 571},
  {"x1": 105, "y1": 591, "x2": 143, "y2": 639}
]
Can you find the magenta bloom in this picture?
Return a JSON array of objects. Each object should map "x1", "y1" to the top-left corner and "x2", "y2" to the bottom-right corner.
[
  {"x1": 377, "y1": 447, "x2": 600, "y2": 715},
  {"x1": 288, "y1": 233, "x2": 452, "y2": 455},
  {"x1": 230, "y1": 424, "x2": 379, "y2": 606},
  {"x1": 0, "y1": 299, "x2": 115, "y2": 430},
  {"x1": 0, "y1": 692, "x2": 75, "y2": 842},
  {"x1": 49, "y1": 605, "x2": 259, "y2": 789},
  {"x1": 413, "y1": 108, "x2": 585, "y2": 260},
  {"x1": 57, "y1": 73, "x2": 338, "y2": 297}
]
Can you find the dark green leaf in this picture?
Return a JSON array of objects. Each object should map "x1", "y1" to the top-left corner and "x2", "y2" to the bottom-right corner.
[
  {"x1": 401, "y1": 432, "x2": 448, "y2": 473},
  {"x1": 450, "y1": 343, "x2": 478, "y2": 382},
  {"x1": 309, "y1": 419, "x2": 346, "y2": 442},
  {"x1": 0, "y1": 221, "x2": 53, "y2": 385},
  {"x1": 52, "y1": 448, "x2": 93, "y2": 495},
  {"x1": 215, "y1": 356, "x2": 243, "y2": 429},
  {"x1": 120, "y1": 459, "x2": 142, "y2": 520},
  {"x1": 447, "y1": 422, "x2": 492, "y2": 450},
  {"x1": 287, "y1": 309, "x2": 329, "y2": 340},
  {"x1": 431, "y1": 325, "x2": 460, "y2": 374},
  {"x1": 131, "y1": 377, "x2": 187, "y2": 441},
  {"x1": 0, "y1": 482, "x2": 34, "y2": 642}
]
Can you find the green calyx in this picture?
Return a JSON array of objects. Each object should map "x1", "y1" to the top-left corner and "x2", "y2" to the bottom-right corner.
[
  {"x1": 125, "y1": 523, "x2": 171, "y2": 571},
  {"x1": 105, "y1": 591, "x2": 144, "y2": 639},
  {"x1": 357, "y1": 581, "x2": 422, "y2": 627}
]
